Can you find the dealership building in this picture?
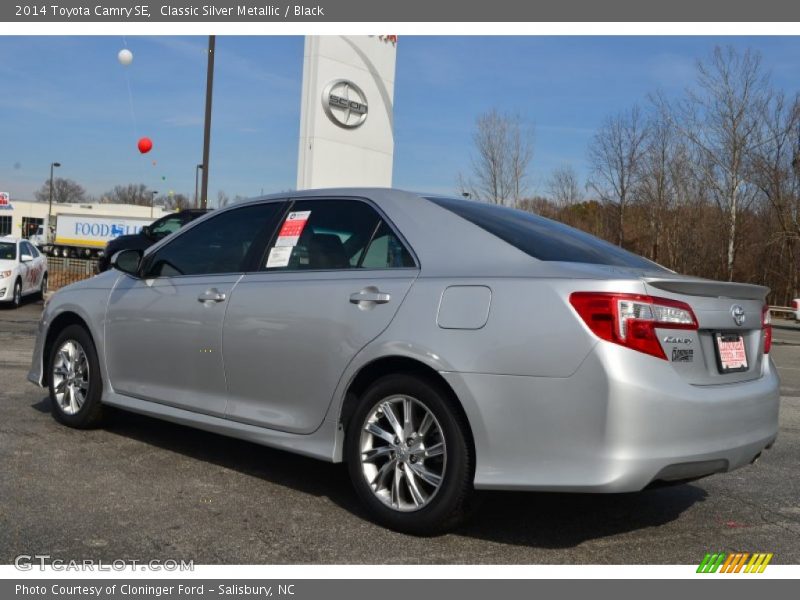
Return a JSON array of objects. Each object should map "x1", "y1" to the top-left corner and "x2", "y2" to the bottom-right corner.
[{"x1": 0, "y1": 197, "x2": 171, "y2": 239}]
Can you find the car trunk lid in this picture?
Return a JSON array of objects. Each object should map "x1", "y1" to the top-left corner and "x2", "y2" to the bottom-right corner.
[{"x1": 643, "y1": 276, "x2": 769, "y2": 385}]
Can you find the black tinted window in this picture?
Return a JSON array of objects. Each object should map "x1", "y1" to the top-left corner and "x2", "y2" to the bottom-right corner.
[
  {"x1": 146, "y1": 204, "x2": 280, "y2": 277},
  {"x1": 264, "y1": 200, "x2": 414, "y2": 270},
  {"x1": 427, "y1": 196, "x2": 665, "y2": 269},
  {"x1": 0, "y1": 242, "x2": 16, "y2": 260},
  {"x1": 149, "y1": 215, "x2": 184, "y2": 238}
]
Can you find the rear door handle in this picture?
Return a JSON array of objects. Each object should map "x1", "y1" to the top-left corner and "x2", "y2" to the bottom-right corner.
[
  {"x1": 198, "y1": 288, "x2": 226, "y2": 304},
  {"x1": 350, "y1": 287, "x2": 391, "y2": 305}
]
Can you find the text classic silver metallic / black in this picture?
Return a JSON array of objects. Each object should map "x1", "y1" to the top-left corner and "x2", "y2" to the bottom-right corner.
[{"x1": 28, "y1": 189, "x2": 780, "y2": 534}]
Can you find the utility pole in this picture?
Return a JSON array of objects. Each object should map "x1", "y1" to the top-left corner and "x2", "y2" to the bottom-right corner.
[
  {"x1": 200, "y1": 35, "x2": 215, "y2": 210},
  {"x1": 47, "y1": 162, "x2": 61, "y2": 243},
  {"x1": 195, "y1": 163, "x2": 204, "y2": 209}
]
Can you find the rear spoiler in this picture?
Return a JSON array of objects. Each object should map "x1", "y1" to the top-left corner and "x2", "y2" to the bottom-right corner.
[{"x1": 645, "y1": 278, "x2": 769, "y2": 301}]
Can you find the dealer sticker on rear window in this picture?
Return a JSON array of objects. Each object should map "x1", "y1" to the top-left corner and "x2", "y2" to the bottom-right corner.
[
  {"x1": 266, "y1": 246, "x2": 293, "y2": 268},
  {"x1": 275, "y1": 211, "x2": 311, "y2": 247}
]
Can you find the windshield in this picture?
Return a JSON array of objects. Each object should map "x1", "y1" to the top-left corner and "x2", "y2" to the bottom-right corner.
[
  {"x1": 426, "y1": 196, "x2": 666, "y2": 270},
  {"x1": 0, "y1": 241, "x2": 17, "y2": 260}
]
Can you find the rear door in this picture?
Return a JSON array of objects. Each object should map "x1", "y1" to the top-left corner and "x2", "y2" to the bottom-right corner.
[{"x1": 222, "y1": 198, "x2": 419, "y2": 433}]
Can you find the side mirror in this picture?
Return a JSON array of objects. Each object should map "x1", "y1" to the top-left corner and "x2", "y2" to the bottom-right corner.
[
  {"x1": 111, "y1": 249, "x2": 143, "y2": 277},
  {"x1": 20, "y1": 254, "x2": 33, "y2": 262},
  {"x1": 141, "y1": 225, "x2": 152, "y2": 238}
]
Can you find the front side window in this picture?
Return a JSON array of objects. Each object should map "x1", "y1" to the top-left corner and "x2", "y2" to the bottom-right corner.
[
  {"x1": 263, "y1": 200, "x2": 415, "y2": 271},
  {"x1": 145, "y1": 203, "x2": 281, "y2": 277},
  {"x1": 21, "y1": 242, "x2": 36, "y2": 257}
]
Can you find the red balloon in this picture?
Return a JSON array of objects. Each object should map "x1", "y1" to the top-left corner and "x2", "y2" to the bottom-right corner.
[{"x1": 137, "y1": 137, "x2": 153, "y2": 154}]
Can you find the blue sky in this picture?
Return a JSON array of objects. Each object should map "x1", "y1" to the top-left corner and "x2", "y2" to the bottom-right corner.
[{"x1": 1, "y1": 35, "x2": 800, "y2": 204}]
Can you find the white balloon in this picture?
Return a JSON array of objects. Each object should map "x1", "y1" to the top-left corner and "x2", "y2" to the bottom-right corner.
[{"x1": 117, "y1": 49, "x2": 133, "y2": 66}]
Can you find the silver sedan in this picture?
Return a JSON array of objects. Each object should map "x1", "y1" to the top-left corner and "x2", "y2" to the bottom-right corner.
[{"x1": 28, "y1": 189, "x2": 780, "y2": 534}]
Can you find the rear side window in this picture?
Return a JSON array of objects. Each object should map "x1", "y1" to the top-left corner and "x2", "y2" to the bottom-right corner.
[
  {"x1": 426, "y1": 196, "x2": 665, "y2": 270},
  {"x1": 263, "y1": 200, "x2": 415, "y2": 271}
]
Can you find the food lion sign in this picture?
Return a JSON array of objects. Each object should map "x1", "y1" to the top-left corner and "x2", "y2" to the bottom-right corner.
[{"x1": 0, "y1": 192, "x2": 11, "y2": 210}]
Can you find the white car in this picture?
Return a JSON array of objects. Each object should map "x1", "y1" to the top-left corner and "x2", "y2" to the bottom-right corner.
[{"x1": 0, "y1": 236, "x2": 48, "y2": 307}]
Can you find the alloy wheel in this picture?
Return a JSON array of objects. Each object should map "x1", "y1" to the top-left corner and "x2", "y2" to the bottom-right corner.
[
  {"x1": 359, "y1": 395, "x2": 447, "y2": 512},
  {"x1": 51, "y1": 340, "x2": 90, "y2": 415}
]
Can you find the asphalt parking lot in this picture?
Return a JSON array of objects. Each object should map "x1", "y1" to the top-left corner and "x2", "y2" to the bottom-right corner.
[{"x1": 1, "y1": 299, "x2": 798, "y2": 564}]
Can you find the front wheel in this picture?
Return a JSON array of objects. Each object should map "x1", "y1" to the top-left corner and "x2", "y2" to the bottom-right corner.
[
  {"x1": 345, "y1": 374, "x2": 474, "y2": 535},
  {"x1": 48, "y1": 324, "x2": 104, "y2": 428},
  {"x1": 11, "y1": 279, "x2": 22, "y2": 307}
]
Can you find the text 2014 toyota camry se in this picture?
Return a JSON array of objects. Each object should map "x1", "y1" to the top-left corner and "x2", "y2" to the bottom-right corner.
[{"x1": 28, "y1": 189, "x2": 779, "y2": 534}]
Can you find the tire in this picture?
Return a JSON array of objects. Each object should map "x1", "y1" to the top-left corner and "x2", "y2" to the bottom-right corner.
[
  {"x1": 11, "y1": 279, "x2": 22, "y2": 308},
  {"x1": 48, "y1": 324, "x2": 105, "y2": 429},
  {"x1": 345, "y1": 373, "x2": 474, "y2": 535},
  {"x1": 37, "y1": 273, "x2": 48, "y2": 300}
]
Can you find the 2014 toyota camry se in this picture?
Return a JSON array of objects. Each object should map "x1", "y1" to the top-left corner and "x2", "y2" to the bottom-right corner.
[{"x1": 28, "y1": 188, "x2": 780, "y2": 534}]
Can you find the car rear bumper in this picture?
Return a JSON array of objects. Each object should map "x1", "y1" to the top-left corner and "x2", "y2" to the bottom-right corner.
[{"x1": 442, "y1": 343, "x2": 780, "y2": 492}]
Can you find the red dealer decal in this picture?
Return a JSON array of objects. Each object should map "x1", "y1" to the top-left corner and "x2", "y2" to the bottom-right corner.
[{"x1": 275, "y1": 211, "x2": 311, "y2": 247}]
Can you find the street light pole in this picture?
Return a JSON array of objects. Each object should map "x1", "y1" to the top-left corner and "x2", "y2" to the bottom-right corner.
[
  {"x1": 47, "y1": 162, "x2": 61, "y2": 243},
  {"x1": 195, "y1": 164, "x2": 204, "y2": 209},
  {"x1": 151, "y1": 191, "x2": 158, "y2": 218},
  {"x1": 200, "y1": 35, "x2": 216, "y2": 210}
]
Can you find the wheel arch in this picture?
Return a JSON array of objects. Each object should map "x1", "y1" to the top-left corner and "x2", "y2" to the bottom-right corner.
[
  {"x1": 339, "y1": 355, "x2": 476, "y2": 463},
  {"x1": 43, "y1": 311, "x2": 94, "y2": 385}
]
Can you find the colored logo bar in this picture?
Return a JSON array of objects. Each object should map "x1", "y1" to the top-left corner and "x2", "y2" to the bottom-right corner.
[{"x1": 697, "y1": 552, "x2": 773, "y2": 573}]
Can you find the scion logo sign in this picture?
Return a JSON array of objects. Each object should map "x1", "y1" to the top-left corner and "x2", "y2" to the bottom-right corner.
[
  {"x1": 731, "y1": 304, "x2": 746, "y2": 326},
  {"x1": 322, "y1": 79, "x2": 368, "y2": 129}
]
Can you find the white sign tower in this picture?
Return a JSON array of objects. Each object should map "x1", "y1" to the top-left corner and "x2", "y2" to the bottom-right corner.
[{"x1": 296, "y1": 36, "x2": 397, "y2": 190}]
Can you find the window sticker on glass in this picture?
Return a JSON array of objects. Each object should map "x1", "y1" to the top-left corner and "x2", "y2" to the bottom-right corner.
[
  {"x1": 275, "y1": 211, "x2": 311, "y2": 247},
  {"x1": 266, "y1": 246, "x2": 293, "y2": 268}
]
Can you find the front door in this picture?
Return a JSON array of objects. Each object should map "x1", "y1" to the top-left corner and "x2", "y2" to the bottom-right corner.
[{"x1": 104, "y1": 202, "x2": 283, "y2": 416}]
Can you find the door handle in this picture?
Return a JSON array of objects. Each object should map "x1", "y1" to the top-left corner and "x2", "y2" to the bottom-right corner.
[
  {"x1": 350, "y1": 287, "x2": 391, "y2": 306},
  {"x1": 197, "y1": 288, "x2": 226, "y2": 304}
]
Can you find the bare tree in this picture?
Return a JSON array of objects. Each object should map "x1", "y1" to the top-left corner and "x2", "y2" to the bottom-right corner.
[
  {"x1": 547, "y1": 165, "x2": 583, "y2": 207},
  {"x1": 34, "y1": 178, "x2": 87, "y2": 204},
  {"x1": 672, "y1": 46, "x2": 770, "y2": 280},
  {"x1": 749, "y1": 92, "x2": 800, "y2": 300},
  {"x1": 588, "y1": 105, "x2": 648, "y2": 246},
  {"x1": 217, "y1": 191, "x2": 230, "y2": 208},
  {"x1": 462, "y1": 109, "x2": 533, "y2": 205},
  {"x1": 101, "y1": 184, "x2": 153, "y2": 206},
  {"x1": 157, "y1": 193, "x2": 193, "y2": 211}
]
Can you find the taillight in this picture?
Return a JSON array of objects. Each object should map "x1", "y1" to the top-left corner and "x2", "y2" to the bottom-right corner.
[
  {"x1": 569, "y1": 292, "x2": 698, "y2": 360},
  {"x1": 792, "y1": 300, "x2": 799, "y2": 310},
  {"x1": 762, "y1": 304, "x2": 772, "y2": 354}
]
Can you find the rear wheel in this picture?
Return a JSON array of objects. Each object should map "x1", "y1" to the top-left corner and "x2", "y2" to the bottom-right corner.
[
  {"x1": 48, "y1": 325, "x2": 104, "y2": 428},
  {"x1": 37, "y1": 273, "x2": 48, "y2": 300},
  {"x1": 345, "y1": 374, "x2": 474, "y2": 535}
]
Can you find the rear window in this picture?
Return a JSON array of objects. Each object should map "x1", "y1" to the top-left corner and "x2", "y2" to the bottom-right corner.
[{"x1": 426, "y1": 196, "x2": 665, "y2": 270}]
